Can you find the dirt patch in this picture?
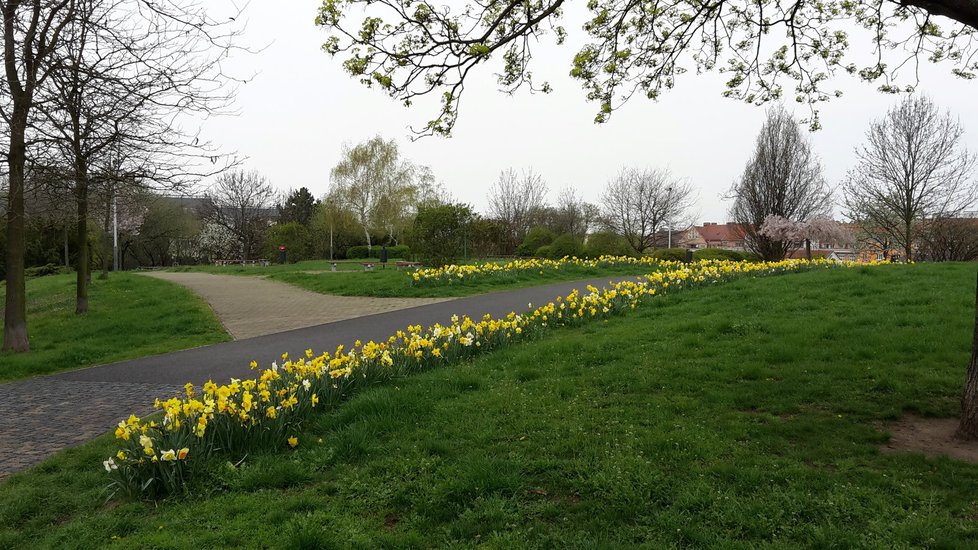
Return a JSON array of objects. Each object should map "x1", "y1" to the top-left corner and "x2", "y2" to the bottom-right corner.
[{"x1": 880, "y1": 414, "x2": 978, "y2": 463}]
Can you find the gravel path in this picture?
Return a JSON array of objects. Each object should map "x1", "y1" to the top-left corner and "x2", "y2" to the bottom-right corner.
[{"x1": 140, "y1": 272, "x2": 451, "y2": 339}]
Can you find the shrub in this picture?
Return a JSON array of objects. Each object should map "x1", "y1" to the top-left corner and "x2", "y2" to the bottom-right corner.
[
  {"x1": 649, "y1": 248, "x2": 689, "y2": 262},
  {"x1": 535, "y1": 245, "x2": 552, "y2": 258},
  {"x1": 25, "y1": 264, "x2": 72, "y2": 278},
  {"x1": 387, "y1": 245, "x2": 410, "y2": 259},
  {"x1": 346, "y1": 245, "x2": 371, "y2": 259},
  {"x1": 693, "y1": 248, "x2": 749, "y2": 262},
  {"x1": 409, "y1": 203, "x2": 474, "y2": 267},
  {"x1": 517, "y1": 227, "x2": 557, "y2": 257},
  {"x1": 584, "y1": 232, "x2": 636, "y2": 258},
  {"x1": 264, "y1": 222, "x2": 313, "y2": 263},
  {"x1": 548, "y1": 233, "x2": 584, "y2": 258}
]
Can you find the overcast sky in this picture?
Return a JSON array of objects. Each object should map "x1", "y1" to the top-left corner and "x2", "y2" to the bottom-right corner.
[{"x1": 200, "y1": 2, "x2": 978, "y2": 223}]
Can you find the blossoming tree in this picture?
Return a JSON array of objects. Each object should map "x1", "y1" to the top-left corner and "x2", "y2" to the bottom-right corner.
[{"x1": 758, "y1": 216, "x2": 851, "y2": 260}]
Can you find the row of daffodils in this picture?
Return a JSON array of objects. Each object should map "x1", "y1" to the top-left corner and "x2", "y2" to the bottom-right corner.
[
  {"x1": 105, "y1": 258, "x2": 886, "y2": 497},
  {"x1": 410, "y1": 255, "x2": 666, "y2": 286}
]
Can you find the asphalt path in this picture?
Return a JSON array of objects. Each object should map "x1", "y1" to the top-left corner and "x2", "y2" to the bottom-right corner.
[
  {"x1": 1, "y1": 275, "x2": 642, "y2": 477},
  {"x1": 52, "y1": 275, "x2": 641, "y2": 386}
]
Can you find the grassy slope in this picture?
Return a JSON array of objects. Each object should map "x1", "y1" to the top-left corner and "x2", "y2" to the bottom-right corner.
[
  {"x1": 0, "y1": 273, "x2": 229, "y2": 382},
  {"x1": 2, "y1": 263, "x2": 978, "y2": 547},
  {"x1": 169, "y1": 259, "x2": 662, "y2": 298},
  {"x1": 266, "y1": 264, "x2": 662, "y2": 298}
]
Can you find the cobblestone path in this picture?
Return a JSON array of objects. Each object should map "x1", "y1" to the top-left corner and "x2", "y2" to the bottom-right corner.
[{"x1": 0, "y1": 380, "x2": 181, "y2": 478}]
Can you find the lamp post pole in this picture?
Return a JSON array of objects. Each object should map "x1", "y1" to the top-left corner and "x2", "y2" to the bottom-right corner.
[
  {"x1": 112, "y1": 195, "x2": 119, "y2": 271},
  {"x1": 666, "y1": 186, "x2": 673, "y2": 248}
]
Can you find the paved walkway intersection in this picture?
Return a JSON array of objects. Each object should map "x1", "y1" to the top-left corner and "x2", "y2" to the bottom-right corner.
[{"x1": 0, "y1": 274, "x2": 638, "y2": 478}]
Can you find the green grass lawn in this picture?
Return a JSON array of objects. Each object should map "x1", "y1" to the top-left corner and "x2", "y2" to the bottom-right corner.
[
  {"x1": 168, "y1": 258, "x2": 664, "y2": 298},
  {"x1": 266, "y1": 262, "x2": 666, "y2": 298},
  {"x1": 0, "y1": 273, "x2": 229, "y2": 382},
  {"x1": 168, "y1": 258, "x2": 373, "y2": 275},
  {"x1": 2, "y1": 263, "x2": 978, "y2": 547}
]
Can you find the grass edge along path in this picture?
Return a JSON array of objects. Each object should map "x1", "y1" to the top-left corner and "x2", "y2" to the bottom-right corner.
[
  {"x1": 267, "y1": 256, "x2": 671, "y2": 298},
  {"x1": 104, "y1": 259, "x2": 885, "y2": 499},
  {"x1": 0, "y1": 273, "x2": 231, "y2": 383}
]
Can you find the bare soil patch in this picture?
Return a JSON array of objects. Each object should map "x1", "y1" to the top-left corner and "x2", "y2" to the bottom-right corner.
[{"x1": 880, "y1": 414, "x2": 978, "y2": 464}]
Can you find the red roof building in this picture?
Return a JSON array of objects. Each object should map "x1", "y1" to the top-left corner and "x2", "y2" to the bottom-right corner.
[{"x1": 680, "y1": 223, "x2": 748, "y2": 250}]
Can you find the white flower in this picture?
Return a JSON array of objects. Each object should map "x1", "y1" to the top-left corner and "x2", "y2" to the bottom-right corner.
[
  {"x1": 103, "y1": 458, "x2": 117, "y2": 472},
  {"x1": 302, "y1": 379, "x2": 311, "y2": 391}
]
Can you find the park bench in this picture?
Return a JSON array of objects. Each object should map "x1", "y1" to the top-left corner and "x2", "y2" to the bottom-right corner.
[
  {"x1": 395, "y1": 261, "x2": 423, "y2": 270},
  {"x1": 214, "y1": 259, "x2": 270, "y2": 267}
]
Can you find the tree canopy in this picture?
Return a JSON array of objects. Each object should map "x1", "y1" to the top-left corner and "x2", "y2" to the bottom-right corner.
[
  {"x1": 278, "y1": 187, "x2": 318, "y2": 226},
  {"x1": 729, "y1": 105, "x2": 831, "y2": 260},
  {"x1": 317, "y1": 0, "x2": 978, "y2": 136}
]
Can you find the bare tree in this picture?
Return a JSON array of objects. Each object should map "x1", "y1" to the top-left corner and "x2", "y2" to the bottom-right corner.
[
  {"x1": 2, "y1": 0, "x2": 240, "y2": 350},
  {"x1": 601, "y1": 167, "x2": 694, "y2": 254},
  {"x1": 552, "y1": 186, "x2": 599, "y2": 238},
  {"x1": 487, "y1": 168, "x2": 548, "y2": 253},
  {"x1": 1, "y1": 0, "x2": 75, "y2": 352},
  {"x1": 917, "y1": 217, "x2": 978, "y2": 262},
  {"x1": 843, "y1": 95, "x2": 977, "y2": 262},
  {"x1": 199, "y1": 170, "x2": 276, "y2": 262},
  {"x1": 729, "y1": 106, "x2": 832, "y2": 261},
  {"x1": 34, "y1": 0, "x2": 240, "y2": 313}
]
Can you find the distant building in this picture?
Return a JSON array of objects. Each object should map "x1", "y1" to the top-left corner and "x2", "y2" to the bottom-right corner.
[
  {"x1": 680, "y1": 223, "x2": 748, "y2": 250},
  {"x1": 786, "y1": 249, "x2": 857, "y2": 261}
]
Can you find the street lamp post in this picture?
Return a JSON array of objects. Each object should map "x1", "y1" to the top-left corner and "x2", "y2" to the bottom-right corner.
[
  {"x1": 112, "y1": 195, "x2": 119, "y2": 271},
  {"x1": 666, "y1": 186, "x2": 673, "y2": 249}
]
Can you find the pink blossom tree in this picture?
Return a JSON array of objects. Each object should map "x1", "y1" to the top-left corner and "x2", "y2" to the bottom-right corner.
[{"x1": 759, "y1": 215, "x2": 852, "y2": 259}]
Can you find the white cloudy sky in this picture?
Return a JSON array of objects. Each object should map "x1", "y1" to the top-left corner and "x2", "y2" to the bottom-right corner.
[{"x1": 199, "y1": 1, "x2": 978, "y2": 223}]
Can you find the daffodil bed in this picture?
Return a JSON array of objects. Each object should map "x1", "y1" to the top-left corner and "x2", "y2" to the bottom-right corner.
[
  {"x1": 106, "y1": 258, "x2": 887, "y2": 497},
  {"x1": 409, "y1": 255, "x2": 663, "y2": 287}
]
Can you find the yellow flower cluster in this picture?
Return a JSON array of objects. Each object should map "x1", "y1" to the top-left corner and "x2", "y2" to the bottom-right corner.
[
  {"x1": 106, "y1": 257, "x2": 887, "y2": 497},
  {"x1": 410, "y1": 255, "x2": 665, "y2": 286}
]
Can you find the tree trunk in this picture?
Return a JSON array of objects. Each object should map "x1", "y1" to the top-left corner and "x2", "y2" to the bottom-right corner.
[
  {"x1": 75, "y1": 165, "x2": 90, "y2": 315},
  {"x1": 2, "y1": 107, "x2": 30, "y2": 352},
  {"x1": 905, "y1": 221, "x2": 913, "y2": 262},
  {"x1": 805, "y1": 238, "x2": 812, "y2": 260},
  {"x1": 64, "y1": 225, "x2": 70, "y2": 267},
  {"x1": 955, "y1": 269, "x2": 978, "y2": 440}
]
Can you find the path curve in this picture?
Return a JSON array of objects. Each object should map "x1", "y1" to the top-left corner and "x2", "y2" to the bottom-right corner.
[
  {"x1": 0, "y1": 275, "x2": 642, "y2": 478},
  {"x1": 140, "y1": 272, "x2": 452, "y2": 340}
]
